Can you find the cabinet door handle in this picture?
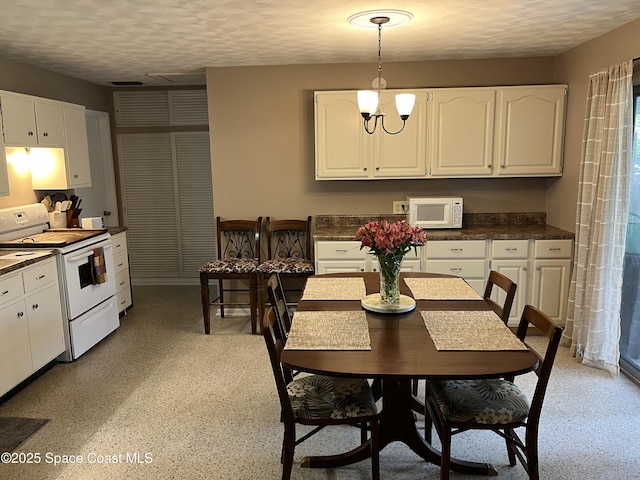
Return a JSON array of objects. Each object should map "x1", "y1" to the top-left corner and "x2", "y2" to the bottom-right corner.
[
  {"x1": 363, "y1": 167, "x2": 368, "y2": 171},
  {"x1": 450, "y1": 248, "x2": 463, "y2": 253},
  {"x1": 449, "y1": 267, "x2": 462, "y2": 272},
  {"x1": 548, "y1": 247, "x2": 562, "y2": 252},
  {"x1": 32, "y1": 303, "x2": 39, "y2": 309},
  {"x1": 335, "y1": 249, "x2": 348, "y2": 254},
  {"x1": 17, "y1": 311, "x2": 24, "y2": 318},
  {"x1": 0, "y1": 289, "x2": 9, "y2": 296},
  {"x1": 43, "y1": 132, "x2": 49, "y2": 137},
  {"x1": 36, "y1": 274, "x2": 46, "y2": 280},
  {"x1": 506, "y1": 248, "x2": 518, "y2": 252},
  {"x1": 74, "y1": 174, "x2": 79, "y2": 179}
]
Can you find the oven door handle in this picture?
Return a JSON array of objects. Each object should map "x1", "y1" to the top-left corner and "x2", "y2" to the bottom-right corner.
[{"x1": 66, "y1": 244, "x2": 113, "y2": 263}]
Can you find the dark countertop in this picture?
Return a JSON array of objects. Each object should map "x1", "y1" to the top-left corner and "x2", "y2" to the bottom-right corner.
[
  {"x1": 0, "y1": 250, "x2": 56, "y2": 276},
  {"x1": 313, "y1": 213, "x2": 575, "y2": 242}
]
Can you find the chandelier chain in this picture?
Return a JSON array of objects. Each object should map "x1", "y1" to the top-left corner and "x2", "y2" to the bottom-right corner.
[{"x1": 377, "y1": 21, "x2": 383, "y2": 97}]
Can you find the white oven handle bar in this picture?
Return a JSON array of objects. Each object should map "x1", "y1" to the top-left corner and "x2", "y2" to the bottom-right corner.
[{"x1": 66, "y1": 242, "x2": 113, "y2": 263}]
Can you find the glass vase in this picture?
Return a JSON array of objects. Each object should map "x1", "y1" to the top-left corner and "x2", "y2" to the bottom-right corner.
[{"x1": 377, "y1": 253, "x2": 404, "y2": 305}]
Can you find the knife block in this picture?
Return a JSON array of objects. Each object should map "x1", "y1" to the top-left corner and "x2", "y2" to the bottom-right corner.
[{"x1": 66, "y1": 210, "x2": 80, "y2": 228}]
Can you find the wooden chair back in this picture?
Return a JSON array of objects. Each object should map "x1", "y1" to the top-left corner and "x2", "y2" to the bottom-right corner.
[
  {"x1": 262, "y1": 307, "x2": 295, "y2": 422},
  {"x1": 483, "y1": 270, "x2": 517, "y2": 324},
  {"x1": 513, "y1": 305, "x2": 563, "y2": 425},
  {"x1": 265, "y1": 274, "x2": 293, "y2": 340},
  {"x1": 216, "y1": 217, "x2": 262, "y2": 261},
  {"x1": 265, "y1": 216, "x2": 312, "y2": 261}
]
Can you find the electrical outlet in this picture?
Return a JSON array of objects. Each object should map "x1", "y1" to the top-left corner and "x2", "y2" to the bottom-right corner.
[{"x1": 392, "y1": 201, "x2": 407, "y2": 214}]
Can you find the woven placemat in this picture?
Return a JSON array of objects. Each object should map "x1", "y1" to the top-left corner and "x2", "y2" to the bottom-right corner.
[
  {"x1": 300, "y1": 277, "x2": 367, "y2": 300},
  {"x1": 421, "y1": 310, "x2": 528, "y2": 351},
  {"x1": 405, "y1": 277, "x2": 482, "y2": 300},
  {"x1": 284, "y1": 310, "x2": 371, "y2": 350}
]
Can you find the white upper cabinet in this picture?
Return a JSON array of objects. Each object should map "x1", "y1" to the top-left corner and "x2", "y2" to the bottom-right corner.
[
  {"x1": 427, "y1": 88, "x2": 496, "y2": 177},
  {"x1": 494, "y1": 85, "x2": 566, "y2": 176},
  {"x1": 314, "y1": 90, "x2": 427, "y2": 179},
  {"x1": 0, "y1": 91, "x2": 92, "y2": 190},
  {"x1": 314, "y1": 85, "x2": 567, "y2": 180},
  {"x1": 1, "y1": 95, "x2": 65, "y2": 146},
  {"x1": 0, "y1": 129, "x2": 9, "y2": 196},
  {"x1": 315, "y1": 91, "x2": 370, "y2": 179},
  {"x1": 373, "y1": 90, "x2": 427, "y2": 178}
]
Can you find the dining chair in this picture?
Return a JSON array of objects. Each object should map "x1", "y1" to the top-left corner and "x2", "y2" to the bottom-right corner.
[
  {"x1": 411, "y1": 271, "x2": 518, "y2": 399},
  {"x1": 257, "y1": 217, "x2": 314, "y2": 319},
  {"x1": 261, "y1": 306, "x2": 380, "y2": 480},
  {"x1": 484, "y1": 270, "x2": 518, "y2": 325},
  {"x1": 264, "y1": 273, "x2": 293, "y2": 341},
  {"x1": 199, "y1": 217, "x2": 262, "y2": 335},
  {"x1": 424, "y1": 304, "x2": 563, "y2": 480}
]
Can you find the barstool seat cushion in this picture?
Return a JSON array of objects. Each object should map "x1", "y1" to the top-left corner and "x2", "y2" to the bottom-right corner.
[
  {"x1": 257, "y1": 258, "x2": 314, "y2": 274},
  {"x1": 200, "y1": 258, "x2": 258, "y2": 274}
]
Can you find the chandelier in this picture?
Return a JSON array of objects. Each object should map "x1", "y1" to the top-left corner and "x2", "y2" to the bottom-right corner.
[{"x1": 354, "y1": 15, "x2": 415, "y2": 135}]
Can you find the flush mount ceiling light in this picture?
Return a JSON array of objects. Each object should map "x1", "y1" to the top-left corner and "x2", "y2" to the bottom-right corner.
[{"x1": 349, "y1": 10, "x2": 415, "y2": 135}]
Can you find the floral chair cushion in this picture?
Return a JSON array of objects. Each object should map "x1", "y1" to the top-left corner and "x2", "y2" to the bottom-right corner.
[
  {"x1": 288, "y1": 375, "x2": 377, "y2": 420},
  {"x1": 429, "y1": 378, "x2": 530, "y2": 424},
  {"x1": 257, "y1": 258, "x2": 314, "y2": 274},
  {"x1": 199, "y1": 258, "x2": 258, "y2": 274}
]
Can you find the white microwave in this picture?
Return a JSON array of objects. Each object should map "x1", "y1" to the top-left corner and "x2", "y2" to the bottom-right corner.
[{"x1": 406, "y1": 196, "x2": 463, "y2": 229}]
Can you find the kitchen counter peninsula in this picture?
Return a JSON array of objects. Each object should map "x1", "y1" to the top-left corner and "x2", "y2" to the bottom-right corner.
[{"x1": 313, "y1": 213, "x2": 574, "y2": 241}]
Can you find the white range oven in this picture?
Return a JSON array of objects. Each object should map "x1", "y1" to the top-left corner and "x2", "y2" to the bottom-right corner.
[{"x1": 0, "y1": 203, "x2": 119, "y2": 361}]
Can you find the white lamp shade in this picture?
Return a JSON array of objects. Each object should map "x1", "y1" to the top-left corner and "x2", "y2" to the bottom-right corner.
[
  {"x1": 395, "y1": 93, "x2": 416, "y2": 116},
  {"x1": 357, "y1": 90, "x2": 379, "y2": 114}
]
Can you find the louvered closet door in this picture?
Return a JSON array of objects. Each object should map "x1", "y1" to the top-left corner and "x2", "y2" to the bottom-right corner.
[{"x1": 118, "y1": 132, "x2": 215, "y2": 282}]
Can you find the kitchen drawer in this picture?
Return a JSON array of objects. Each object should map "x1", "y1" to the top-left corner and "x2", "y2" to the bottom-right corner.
[
  {"x1": 115, "y1": 269, "x2": 130, "y2": 295},
  {"x1": 113, "y1": 253, "x2": 128, "y2": 275},
  {"x1": 425, "y1": 240, "x2": 487, "y2": 259},
  {"x1": 534, "y1": 239, "x2": 573, "y2": 259},
  {"x1": 23, "y1": 258, "x2": 57, "y2": 292},
  {"x1": 315, "y1": 241, "x2": 366, "y2": 260},
  {"x1": 425, "y1": 259, "x2": 487, "y2": 278},
  {"x1": 111, "y1": 232, "x2": 128, "y2": 257},
  {"x1": 116, "y1": 285, "x2": 132, "y2": 313},
  {"x1": 0, "y1": 273, "x2": 24, "y2": 306},
  {"x1": 492, "y1": 240, "x2": 529, "y2": 259}
]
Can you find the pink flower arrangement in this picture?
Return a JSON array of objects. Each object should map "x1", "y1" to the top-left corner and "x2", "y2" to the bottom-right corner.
[{"x1": 355, "y1": 220, "x2": 428, "y2": 257}]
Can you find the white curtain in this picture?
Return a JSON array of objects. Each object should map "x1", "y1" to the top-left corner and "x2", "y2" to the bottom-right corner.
[{"x1": 562, "y1": 60, "x2": 634, "y2": 377}]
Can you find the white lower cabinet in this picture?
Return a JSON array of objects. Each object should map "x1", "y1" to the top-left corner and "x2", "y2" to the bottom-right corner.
[
  {"x1": 315, "y1": 240, "x2": 422, "y2": 274},
  {"x1": 111, "y1": 231, "x2": 133, "y2": 314},
  {"x1": 424, "y1": 240, "x2": 488, "y2": 294},
  {"x1": 314, "y1": 237, "x2": 572, "y2": 326},
  {"x1": 530, "y1": 240, "x2": 573, "y2": 324},
  {"x1": 0, "y1": 257, "x2": 64, "y2": 397},
  {"x1": 490, "y1": 238, "x2": 572, "y2": 325},
  {"x1": 490, "y1": 240, "x2": 530, "y2": 325}
]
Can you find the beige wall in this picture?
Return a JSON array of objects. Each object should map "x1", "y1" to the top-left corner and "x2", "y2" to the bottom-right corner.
[
  {"x1": 0, "y1": 56, "x2": 109, "y2": 210},
  {"x1": 549, "y1": 18, "x2": 640, "y2": 232},
  {"x1": 206, "y1": 58, "x2": 556, "y2": 221}
]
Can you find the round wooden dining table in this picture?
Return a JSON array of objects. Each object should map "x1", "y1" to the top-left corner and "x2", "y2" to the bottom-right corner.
[{"x1": 281, "y1": 272, "x2": 539, "y2": 476}]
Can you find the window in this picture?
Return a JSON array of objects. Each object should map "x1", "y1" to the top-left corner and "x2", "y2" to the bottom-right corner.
[{"x1": 620, "y1": 83, "x2": 640, "y2": 382}]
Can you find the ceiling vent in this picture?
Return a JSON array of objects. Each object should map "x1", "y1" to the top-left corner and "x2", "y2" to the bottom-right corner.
[
  {"x1": 146, "y1": 72, "x2": 206, "y2": 85},
  {"x1": 111, "y1": 81, "x2": 144, "y2": 86}
]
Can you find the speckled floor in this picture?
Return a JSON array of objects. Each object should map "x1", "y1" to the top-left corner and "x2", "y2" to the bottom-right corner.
[{"x1": 1, "y1": 285, "x2": 639, "y2": 479}]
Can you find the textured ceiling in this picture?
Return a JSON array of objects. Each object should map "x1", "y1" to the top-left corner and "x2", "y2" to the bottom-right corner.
[{"x1": 0, "y1": 0, "x2": 638, "y2": 86}]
